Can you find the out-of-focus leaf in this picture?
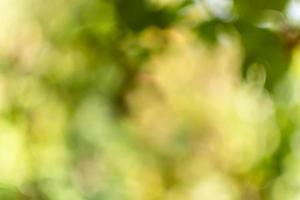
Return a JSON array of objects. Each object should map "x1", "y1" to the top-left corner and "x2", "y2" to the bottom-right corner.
[
  {"x1": 235, "y1": 22, "x2": 290, "y2": 90},
  {"x1": 234, "y1": 0, "x2": 288, "y2": 21},
  {"x1": 194, "y1": 19, "x2": 232, "y2": 45},
  {"x1": 195, "y1": 19, "x2": 291, "y2": 91},
  {"x1": 195, "y1": 19, "x2": 220, "y2": 45},
  {"x1": 114, "y1": 0, "x2": 191, "y2": 32}
]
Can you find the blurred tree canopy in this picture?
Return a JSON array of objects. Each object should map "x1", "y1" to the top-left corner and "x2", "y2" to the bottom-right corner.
[{"x1": 1, "y1": 0, "x2": 300, "y2": 199}]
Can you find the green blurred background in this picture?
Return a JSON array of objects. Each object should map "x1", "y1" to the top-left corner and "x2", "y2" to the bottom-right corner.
[{"x1": 1, "y1": 0, "x2": 300, "y2": 199}]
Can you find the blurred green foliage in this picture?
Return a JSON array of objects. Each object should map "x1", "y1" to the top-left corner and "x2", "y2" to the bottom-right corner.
[{"x1": 0, "y1": 0, "x2": 300, "y2": 199}]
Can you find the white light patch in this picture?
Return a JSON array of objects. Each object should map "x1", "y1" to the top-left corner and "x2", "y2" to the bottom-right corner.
[
  {"x1": 287, "y1": 0, "x2": 300, "y2": 25},
  {"x1": 203, "y1": 0, "x2": 233, "y2": 19}
]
